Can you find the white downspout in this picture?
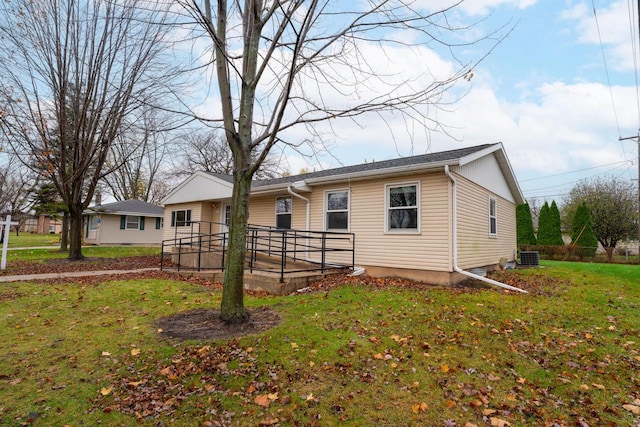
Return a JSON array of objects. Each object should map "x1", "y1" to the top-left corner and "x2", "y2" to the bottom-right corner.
[
  {"x1": 444, "y1": 165, "x2": 528, "y2": 294},
  {"x1": 287, "y1": 186, "x2": 312, "y2": 261}
]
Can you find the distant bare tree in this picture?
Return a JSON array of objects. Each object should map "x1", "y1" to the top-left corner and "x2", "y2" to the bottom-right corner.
[
  {"x1": 563, "y1": 176, "x2": 637, "y2": 262},
  {"x1": 0, "y1": 155, "x2": 36, "y2": 235},
  {"x1": 178, "y1": 0, "x2": 512, "y2": 323},
  {"x1": 175, "y1": 129, "x2": 282, "y2": 180},
  {"x1": 104, "y1": 109, "x2": 176, "y2": 204},
  {"x1": 0, "y1": 0, "x2": 180, "y2": 259}
]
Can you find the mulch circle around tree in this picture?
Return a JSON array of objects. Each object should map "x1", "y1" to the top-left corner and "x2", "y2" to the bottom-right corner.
[{"x1": 157, "y1": 306, "x2": 282, "y2": 341}]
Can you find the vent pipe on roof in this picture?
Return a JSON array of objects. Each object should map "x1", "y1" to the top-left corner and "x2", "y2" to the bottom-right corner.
[{"x1": 444, "y1": 165, "x2": 527, "y2": 294}]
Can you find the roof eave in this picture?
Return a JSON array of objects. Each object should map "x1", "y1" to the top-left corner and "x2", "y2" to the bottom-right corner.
[{"x1": 250, "y1": 160, "x2": 459, "y2": 194}]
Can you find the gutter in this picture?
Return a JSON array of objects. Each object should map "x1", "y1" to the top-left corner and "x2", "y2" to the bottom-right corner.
[
  {"x1": 287, "y1": 186, "x2": 312, "y2": 261},
  {"x1": 444, "y1": 165, "x2": 528, "y2": 294}
]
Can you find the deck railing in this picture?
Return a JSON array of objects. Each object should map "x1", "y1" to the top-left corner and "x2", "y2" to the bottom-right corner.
[{"x1": 161, "y1": 221, "x2": 355, "y2": 282}]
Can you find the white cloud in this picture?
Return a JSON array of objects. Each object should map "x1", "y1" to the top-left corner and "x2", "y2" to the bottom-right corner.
[
  {"x1": 414, "y1": 0, "x2": 537, "y2": 16},
  {"x1": 561, "y1": 0, "x2": 635, "y2": 72}
]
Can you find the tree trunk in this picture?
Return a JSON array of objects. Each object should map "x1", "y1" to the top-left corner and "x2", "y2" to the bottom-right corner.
[
  {"x1": 220, "y1": 171, "x2": 251, "y2": 324},
  {"x1": 604, "y1": 246, "x2": 614, "y2": 263},
  {"x1": 60, "y1": 213, "x2": 69, "y2": 251},
  {"x1": 68, "y1": 209, "x2": 84, "y2": 260}
]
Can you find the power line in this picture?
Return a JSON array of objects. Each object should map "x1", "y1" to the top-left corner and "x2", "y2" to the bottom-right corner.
[
  {"x1": 518, "y1": 159, "x2": 632, "y2": 182},
  {"x1": 593, "y1": 0, "x2": 623, "y2": 138}
]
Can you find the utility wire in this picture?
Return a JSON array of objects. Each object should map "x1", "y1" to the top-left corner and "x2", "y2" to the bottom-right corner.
[
  {"x1": 593, "y1": 0, "x2": 623, "y2": 138},
  {"x1": 628, "y1": 0, "x2": 640, "y2": 128},
  {"x1": 519, "y1": 159, "x2": 632, "y2": 182}
]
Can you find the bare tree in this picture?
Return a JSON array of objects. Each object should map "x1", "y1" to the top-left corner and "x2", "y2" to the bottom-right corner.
[
  {"x1": 178, "y1": 0, "x2": 511, "y2": 323},
  {"x1": 104, "y1": 109, "x2": 176, "y2": 204},
  {"x1": 563, "y1": 176, "x2": 637, "y2": 262},
  {"x1": 0, "y1": 154, "x2": 36, "y2": 236},
  {"x1": 174, "y1": 129, "x2": 282, "y2": 180},
  {"x1": 0, "y1": 0, "x2": 180, "y2": 260}
]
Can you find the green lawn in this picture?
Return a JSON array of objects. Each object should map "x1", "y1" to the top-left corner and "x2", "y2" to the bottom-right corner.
[
  {"x1": 2, "y1": 232, "x2": 60, "y2": 248},
  {"x1": 1, "y1": 261, "x2": 639, "y2": 426}
]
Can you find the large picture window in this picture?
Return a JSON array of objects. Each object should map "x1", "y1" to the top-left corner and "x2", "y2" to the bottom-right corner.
[
  {"x1": 489, "y1": 198, "x2": 497, "y2": 237},
  {"x1": 326, "y1": 190, "x2": 349, "y2": 230},
  {"x1": 276, "y1": 197, "x2": 292, "y2": 229},
  {"x1": 386, "y1": 183, "x2": 419, "y2": 232},
  {"x1": 171, "y1": 209, "x2": 191, "y2": 227}
]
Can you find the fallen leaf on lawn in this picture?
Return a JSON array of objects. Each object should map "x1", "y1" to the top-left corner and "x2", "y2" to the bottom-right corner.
[
  {"x1": 585, "y1": 333, "x2": 593, "y2": 339},
  {"x1": 305, "y1": 393, "x2": 314, "y2": 401},
  {"x1": 445, "y1": 399, "x2": 456, "y2": 408},
  {"x1": 267, "y1": 392, "x2": 278, "y2": 401},
  {"x1": 290, "y1": 342, "x2": 299, "y2": 349},
  {"x1": 157, "y1": 328, "x2": 163, "y2": 333},
  {"x1": 591, "y1": 383, "x2": 605, "y2": 390},
  {"x1": 259, "y1": 418, "x2": 279, "y2": 426},
  {"x1": 490, "y1": 417, "x2": 511, "y2": 427},
  {"x1": 411, "y1": 402, "x2": 428, "y2": 414},
  {"x1": 622, "y1": 404, "x2": 640, "y2": 415},
  {"x1": 130, "y1": 348, "x2": 141, "y2": 356},
  {"x1": 373, "y1": 353, "x2": 384, "y2": 360},
  {"x1": 579, "y1": 384, "x2": 590, "y2": 391},
  {"x1": 464, "y1": 423, "x2": 479, "y2": 427},
  {"x1": 483, "y1": 409, "x2": 497, "y2": 416},
  {"x1": 487, "y1": 373, "x2": 501, "y2": 381},
  {"x1": 9, "y1": 378, "x2": 22, "y2": 385},
  {"x1": 101, "y1": 351, "x2": 111, "y2": 356},
  {"x1": 254, "y1": 394, "x2": 271, "y2": 407},
  {"x1": 441, "y1": 364, "x2": 450, "y2": 373},
  {"x1": 128, "y1": 381, "x2": 143, "y2": 387},
  {"x1": 100, "y1": 387, "x2": 113, "y2": 396},
  {"x1": 516, "y1": 377, "x2": 526, "y2": 384}
]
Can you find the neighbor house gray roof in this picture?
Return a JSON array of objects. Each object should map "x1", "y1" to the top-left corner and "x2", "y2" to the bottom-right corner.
[{"x1": 86, "y1": 199, "x2": 164, "y2": 217}]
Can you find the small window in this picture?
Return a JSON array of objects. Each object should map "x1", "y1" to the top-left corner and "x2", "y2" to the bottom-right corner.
[
  {"x1": 386, "y1": 183, "x2": 419, "y2": 232},
  {"x1": 224, "y1": 204, "x2": 231, "y2": 227},
  {"x1": 171, "y1": 209, "x2": 192, "y2": 227},
  {"x1": 326, "y1": 190, "x2": 349, "y2": 230},
  {"x1": 126, "y1": 216, "x2": 140, "y2": 230},
  {"x1": 276, "y1": 196, "x2": 292, "y2": 229},
  {"x1": 489, "y1": 198, "x2": 497, "y2": 237},
  {"x1": 155, "y1": 217, "x2": 163, "y2": 229}
]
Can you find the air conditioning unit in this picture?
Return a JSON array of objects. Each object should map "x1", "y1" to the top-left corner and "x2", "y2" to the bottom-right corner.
[{"x1": 520, "y1": 251, "x2": 540, "y2": 267}]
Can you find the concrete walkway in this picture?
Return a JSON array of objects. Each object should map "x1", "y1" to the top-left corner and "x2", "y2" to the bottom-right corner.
[{"x1": 0, "y1": 268, "x2": 159, "y2": 283}]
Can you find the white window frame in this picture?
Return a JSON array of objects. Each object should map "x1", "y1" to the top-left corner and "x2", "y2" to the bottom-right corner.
[
  {"x1": 275, "y1": 196, "x2": 292, "y2": 229},
  {"x1": 324, "y1": 189, "x2": 350, "y2": 231},
  {"x1": 171, "y1": 209, "x2": 192, "y2": 227},
  {"x1": 125, "y1": 215, "x2": 140, "y2": 230},
  {"x1": 489, "y1": 197, "x2": 497, "y2": 237},
  {"x1": 385, "y1": 181, "x2": 420, "y2": 234}
]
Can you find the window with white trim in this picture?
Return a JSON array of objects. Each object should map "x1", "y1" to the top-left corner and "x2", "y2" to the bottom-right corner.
[
  {"x1": 125, "y1": 216, "x2": 140, "y2": 230},
  {"x1": 171, "y1": 209, "x2": 192, "y2": 227},
  {"x1": 489, "y1": 197, "x2": 497, "y2": 237},
  {"x1": 276, "y1": 197, "x2": 292, "y2": 229},
  {"x1": 325, "y1": 190, "x2": 349, "y2": 230},
  {"x1": 386, "y1": 183, "x2": 419, "y2": 232}
]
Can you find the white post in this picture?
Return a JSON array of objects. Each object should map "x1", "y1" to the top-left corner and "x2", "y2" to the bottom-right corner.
[{"x1": 1, "y1": 215, "x2": 18, "y2": 270}]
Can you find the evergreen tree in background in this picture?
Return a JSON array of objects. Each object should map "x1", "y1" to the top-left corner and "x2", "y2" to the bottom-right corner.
[
  {"x1": 537, "y1": 200, "x2": 564, "y2": 246},
  {"x1": 516, "y1": 203, "x2": 537, "y2": 246},
  {"x1": 571, "y1": 202, "x2": 598, "y2": 257},
  {"x1": 548, "y1": 201, "x2": 564, "y2": 245}
]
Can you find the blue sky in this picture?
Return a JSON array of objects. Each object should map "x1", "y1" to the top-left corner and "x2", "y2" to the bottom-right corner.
[{"x1": 275, "y1": 0, "x2": 640, "y2": 205}]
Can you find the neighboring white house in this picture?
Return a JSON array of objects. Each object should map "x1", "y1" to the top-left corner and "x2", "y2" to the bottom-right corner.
[
  {"x1": 84, "y1": 200, "x2": 164, "y2": 246},
  {"x1": 162, "y1": 143, "x2": 525, "y2": 285}
]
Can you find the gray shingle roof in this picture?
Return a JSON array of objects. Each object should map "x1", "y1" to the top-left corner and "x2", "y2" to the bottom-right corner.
[
  {"x1": 204, "y1": 144, "x2": 494, "y2": 187},
  {"x1": 89, "y1": 199, "x2": 164, "y2": 216},
  {"x1": 252, "y1": 143, "x2": 494, "y2": 187}
]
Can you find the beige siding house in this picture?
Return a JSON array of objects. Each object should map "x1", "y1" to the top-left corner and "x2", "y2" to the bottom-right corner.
[
  {"x1": 84, "y1": 200, "x2": 164, "y2": 246},
  {"x1": 162, "y1": 143, "x2": 524, "y2": 285}
]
